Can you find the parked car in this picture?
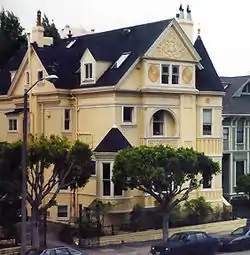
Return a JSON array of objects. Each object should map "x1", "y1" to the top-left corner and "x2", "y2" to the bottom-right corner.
[
  {"x1": 217, "y1": 225, "x2": 250, "y2": 252},
  {"x1": 150, "y1": 231, "x2": 219, "y2": 255},
  {"x1": 40, "y1": 246, "x2": 83, "y2": 255}
]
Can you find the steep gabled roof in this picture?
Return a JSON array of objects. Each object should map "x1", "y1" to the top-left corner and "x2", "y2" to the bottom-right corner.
[
  {"x1": 220, "y1": 75, "x2": 250, "y2": 115},
  {"x1": 94, "y1": 127, "x2": 132, "y2": 153},
  {"x1": 0, "y1": 47, "x2": 27, "y2": 95},
  {"x1": 194, "y1": 35, "x2": 224, "y2": 92},
  {"x1": 32, "y1": 19, "x2": 173, "y2": 90}
]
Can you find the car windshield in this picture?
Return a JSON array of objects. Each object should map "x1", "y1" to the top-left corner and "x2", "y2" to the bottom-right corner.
[{"x1": 168, "y1": 233, "x2": 186, "y2": 242}]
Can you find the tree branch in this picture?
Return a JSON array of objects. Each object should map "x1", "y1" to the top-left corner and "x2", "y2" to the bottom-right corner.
[{"x1": 39, "y1": 163, "x2": 73, "y2": 211}]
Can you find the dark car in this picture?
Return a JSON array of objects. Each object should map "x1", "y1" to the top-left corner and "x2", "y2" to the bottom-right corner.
[
  {"x1": 218, "y1": 226, "x2": 250, "y2": 252},
  {"x1": 150, "y1": 231, "x2": 219, "y2": 255},
  {"x1": 40, "y1": 247, "x2": 83, "y2": 255}
]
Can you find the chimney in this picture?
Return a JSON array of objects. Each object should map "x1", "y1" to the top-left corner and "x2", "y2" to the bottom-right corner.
[
  {"x1": 31, "y1": 10, "x2": 45, "y2": 47},
  {"x1": 176, "y1": 4, "x2": 194, "y2": 43}
]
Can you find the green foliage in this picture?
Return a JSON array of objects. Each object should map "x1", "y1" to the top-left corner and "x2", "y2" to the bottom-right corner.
[
  {"x1": 0, "y1": 141, "x2": 22, "y2": 200},
  {"x1": 42, "y1": 14, "x2": 60, "y2": 41},
  {"x1": 235, "y1": 173, "x2": 250, "y2": 197},
  {"x1": 0, "y1": 8, "x2": 26, "y2": 69},
  {"x1": 183, "y1": 196, "x2": 213, "y2": 224},
  {"x1": 0, "y1": 135, "x2": 92, "y2": 213},
  {"x1": 113, "y1": 145, "x2": 220, "y2": 211}
]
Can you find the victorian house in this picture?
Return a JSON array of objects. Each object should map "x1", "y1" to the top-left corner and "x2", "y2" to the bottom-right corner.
[{"x1": 0, "y1": 6, "x2": 225, "y2": 224}]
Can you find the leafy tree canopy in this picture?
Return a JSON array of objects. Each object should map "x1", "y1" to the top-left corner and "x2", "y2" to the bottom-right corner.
[
  {"x1": 0, "y1": 8, "x2": 26, "y2": 69},
  {"x1": 0, "y1": 135, "x2": 93, "y2": 249},
  {"x1": 42, "y1": 14, "x2": 60, "y2": 41},
  {"x1": 112, "y1": 145, "x2": 220, "y2": 240}
]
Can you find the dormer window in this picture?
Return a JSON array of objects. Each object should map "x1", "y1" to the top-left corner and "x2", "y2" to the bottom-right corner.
[{"x1": 85, "y1": 63, "x2": 93, "y2": 80}]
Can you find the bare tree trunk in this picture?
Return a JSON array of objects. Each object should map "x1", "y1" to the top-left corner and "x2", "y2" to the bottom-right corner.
[
  {"x1": 31, "y1": 208, "x2": 40, "y2": 251},
  {"x1": 162, "y1": 213, "x2": 169, "y2": 242}
]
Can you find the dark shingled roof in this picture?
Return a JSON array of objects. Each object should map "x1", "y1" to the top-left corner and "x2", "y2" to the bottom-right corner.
[
  {"x1": 0, "y1": 47, "x2": 27, "y2": 94},
  {"x1": 32, "y1": 19, "x2": 173, "y2": 90},
  {"x1": 220, "y1": 75, "x2": 250, "y2": 115},
  {"x1": 94, "y1": 127, "x2": 132, "y2": 152},
  {"x1": 194, "y1": 35, "x2": 224, "y2": 92},
  {"x1": 0, "y1": 19, "x2": 223, "y2": 94}
]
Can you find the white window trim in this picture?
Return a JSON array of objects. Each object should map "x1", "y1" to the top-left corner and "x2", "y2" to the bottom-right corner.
[
  {"x1": 62, "y1": 108, "x2": 72, "y2": 133},
  {"x1": 201, "y1": 174, "x2": 214, "y2": 191},
  {"x1": 84, "y1": 63, "x2": 94, "y2": 81},
  {"x1": 57, "y1": 204, "x2": 69, "y2": 220},
  {"x1": 161, "y1": 64, "x2": 180, "y2": 85},
  {"x1": 121, "y1": 106, "x2": 137, "y2": 126},
  {"x1": 201, "y1": 108, "x2": 213, "y2": 137},
  {"x1": 8, "y1": 118, "x2": 18, "y2": 133},
  {"x1": 100, "y1": 161, "x2": 124, "y2": 198},
  {"x1": 151, "y1": 110, "x2": 167, "y2": 137}
]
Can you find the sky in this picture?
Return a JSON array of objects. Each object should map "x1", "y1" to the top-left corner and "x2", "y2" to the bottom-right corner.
[{"x1": 0, "y1": 0, "x2": 249, "y2": 77}]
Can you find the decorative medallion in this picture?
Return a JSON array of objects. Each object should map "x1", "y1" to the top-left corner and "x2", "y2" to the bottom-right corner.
[
  {"x1": 182, "y1": 66, "x2": 193, "y2": 84},
  {"x1": 148, "y1": 64, "x2": 160, "y2": 83}
]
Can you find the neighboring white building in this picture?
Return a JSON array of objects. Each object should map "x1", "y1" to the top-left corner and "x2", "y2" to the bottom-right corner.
[{"x1": 60, "y1": 25, "x2": 92, "y2": 38}]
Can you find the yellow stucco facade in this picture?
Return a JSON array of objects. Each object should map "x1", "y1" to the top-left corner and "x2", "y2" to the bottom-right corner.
[{"x1": 0, "y1": 13, "x2": 225, "y2": 224}]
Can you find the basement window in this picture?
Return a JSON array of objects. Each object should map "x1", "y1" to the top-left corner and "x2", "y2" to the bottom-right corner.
[{"x1": 111, "y1": 52, "x2": 131, "y2": 69}]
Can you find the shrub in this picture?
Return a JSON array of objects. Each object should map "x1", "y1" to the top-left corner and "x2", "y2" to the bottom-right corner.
[{"x1": 183, "y1": 196, "x2": 213, "y2": 224}]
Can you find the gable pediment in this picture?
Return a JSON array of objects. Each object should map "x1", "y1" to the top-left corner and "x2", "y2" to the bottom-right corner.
[{"x1": 146, "y1": 22, "x2": 200, "y2": 62}]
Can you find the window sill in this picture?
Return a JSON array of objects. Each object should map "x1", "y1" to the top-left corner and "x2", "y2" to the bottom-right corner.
[
  {"x1": 8, "y1": 130, "x2": 18, "y2": 133},
  {"x1": 62, "y1": 130, "x2": 72, "y2": 134},
  {"x1": 201, "y1": 188, "x2": 212, "y2": 191},
  {"x1": 100, "y1": 196, "x2": 129, "y2": 199},
  {"x1": 121, "y1": 122, "x2": 137, "y2": 127},
  {"x1": 57, "y1": 217, "x2": 69, "y2": 221}
]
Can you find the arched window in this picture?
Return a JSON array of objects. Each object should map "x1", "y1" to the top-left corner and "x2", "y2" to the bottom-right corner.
[{"x1": 153, "y1": 110, "x2": 164, "y2": 136}]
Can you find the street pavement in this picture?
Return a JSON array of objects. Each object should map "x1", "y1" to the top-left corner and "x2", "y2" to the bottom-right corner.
[{"x1": 85, "y1": 244, "x2": 250, "y2": 254}]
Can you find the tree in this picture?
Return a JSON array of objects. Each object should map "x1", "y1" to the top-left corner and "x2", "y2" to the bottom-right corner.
[
  {"x1": 0, "y1": 8, "x2": 26, "y2": 69},
  {"x1": 0, "y1": 135, "x2": 92, "y2": 250},
  {"x1": 42, "y1": 14, "x2": 60, "y2": 41},
  {"x1": 235, "y1": 173, "x2": 250, "y2": 197},
  {"x1": 112, "y1": 145, "x2": 220, "y2": 241}
]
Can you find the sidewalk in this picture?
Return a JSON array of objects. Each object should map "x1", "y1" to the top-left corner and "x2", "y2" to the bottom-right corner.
[{"x1": 97, "y1": 218, "x2": 246, "y2": 246}]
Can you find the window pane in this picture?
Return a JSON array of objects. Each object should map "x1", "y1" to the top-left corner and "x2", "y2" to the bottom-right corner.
[
  {"x1": 57, "y1": 205, "x2": 68, "y2": 218},
  {"x1": 236, "y1": 161, "x2": 244, "y2": 186},
  {"x1": 153, "y1": 122, "x2": 163, "y2": 136},
  {"x1": 90, "y1": 161, "x2": 96, "y2": 175},
  {"x1": 172, "y1": 75, "x2": 179, "y2": 84},
  {"x1": 203, "y1": 124, "x2": 212, "y2": 136},
  {"x1": 162, "y1": 75, "x2": 169, "y2": 84},
  {"x1": 223, "y1": 127, "x2": 229, "y2": 140},
  {"x1": 203, "y1": 174, "x2": 212, "y2": 189},
  {"x1": 102, "y1": 163, "x2": 110, "y2": 179},
  {"x1": 162, "y1": 65, "x2": 169, "y2": 74},
  {"x1": 237, "y1": 121, "x2": 244, "y2": 143},
  {"x1": 38, "y1": 71, "x2": 43, "y2": 80},
  {"x1": 203, "y1": 109, "x2": 212, "y2": 123},
  {"x1": 153, "y1": 110, "x2": 164, "y2": 121},
  {"x1": 103, "y1": 180, "x2": 111, "y2": 196},
  {"x1": 89, "y1": 63, "x2": 93, "y2": 78},
  {"x1": 172, "y1": 65, "x2": 179, "y2": 74},
  {"x1": 123, "y1": 107, "x2": 133, "y2": 122},
  {"x1": 85, "y1": 64, "x2": 89, "y2": 78}
]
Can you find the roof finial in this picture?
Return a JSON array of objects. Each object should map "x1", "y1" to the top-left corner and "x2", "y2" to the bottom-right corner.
[
  {"x1": 36, "y1": 10, "x2": 42, "y2": 26},
  {"x1": 186, "y1": 5, "x2": 192, "y2": 20},
  {"x1": 197, "y1": 23, "x2": 201, "y2": 36},
  {"x1": 179, "y1": 4, "x2": 184, "y2": 19}
]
